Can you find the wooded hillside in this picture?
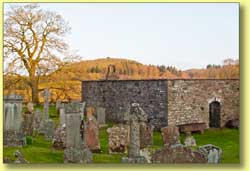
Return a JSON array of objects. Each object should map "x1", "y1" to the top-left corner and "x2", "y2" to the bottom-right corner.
[{"x1": 4, "y1": 57, "x2": 239, "y2": 102}]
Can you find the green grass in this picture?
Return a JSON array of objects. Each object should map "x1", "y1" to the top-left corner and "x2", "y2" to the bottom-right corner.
[
  {"x1": 3, "y1": 117, "x2": 239, "y2": 163},
  {"x1": 3, "y1": 135, "x2": 63, "y2": 163},
  {"x1": 180, "y1": 128, "x2": 239, "y2": 163}
]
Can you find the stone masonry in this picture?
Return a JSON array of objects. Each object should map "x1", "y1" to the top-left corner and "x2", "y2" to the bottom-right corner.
[
  {"x1": 82, "y1": 80, "x2": 168, "y2": 130},
  {"x1": 82, "y1": 79, "x2": 239, "y2": 129},
  {"x1": 167, "y1": 79, "x2": 239, "y2": 128}
]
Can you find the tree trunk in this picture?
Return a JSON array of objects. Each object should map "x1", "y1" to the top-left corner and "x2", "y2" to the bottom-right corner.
[{"x1": 30, "y1": 75, "x2": 39, "y2": 104}]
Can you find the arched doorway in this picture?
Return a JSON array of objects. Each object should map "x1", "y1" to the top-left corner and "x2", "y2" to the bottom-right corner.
[{"x1": 209, "y1": 101, "x2": 221, "y2": 128}]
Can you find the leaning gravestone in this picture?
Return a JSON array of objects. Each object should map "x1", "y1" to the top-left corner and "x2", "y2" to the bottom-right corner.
[
  {"x1": 64, "y1": 102, "x2": 92, "y2": 163},
  {"x1": 3, "y1": 94, "x2": 25, "y2": 147}
]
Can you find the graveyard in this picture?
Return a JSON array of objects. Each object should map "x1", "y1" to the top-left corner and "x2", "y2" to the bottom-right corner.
[
  {"x1": 3, "y1": 3, "x2": 240, "y2": 165},
  {"x1": 3, "y1": 97, "x2": 239, "y2": 164}
]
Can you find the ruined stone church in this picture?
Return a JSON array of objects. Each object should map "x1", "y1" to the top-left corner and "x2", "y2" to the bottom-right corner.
[{"x1": 82, "y1": 79, "x2": 239, "y2": 130}]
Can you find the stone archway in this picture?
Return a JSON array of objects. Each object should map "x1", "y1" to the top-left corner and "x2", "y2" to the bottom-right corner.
[{"x1": 209, "y1": 101, "x2": 221, "y2": 128}]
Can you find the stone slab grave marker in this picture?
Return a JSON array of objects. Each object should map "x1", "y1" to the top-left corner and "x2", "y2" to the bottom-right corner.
[
  {"x1": 96, "y1": 107, "x2": 106, "y2": 127},
  {"x1": 33, "y1": 109, "x2": 42, "y2": 132},
  {"x1": 42, "y1": 88, "x2": 50, "y2": 120},
  {"x1": 23, "y1": 102, "x2": 35, "y2": 136},
  {"x1": 86, "y1": 106, "x2": 101, "y2": 152},
  {"x1": 64, "y1": 102, "x2": 92, "y2": 163},
  {"x1": 161, "y1": 126, "x2": 180, "y2": 147},
  {"x1": 198, "y1": 144, "x2": 222, "y2": 163},
  {"x1": 59, "y1": 108, "x2": 66, "y2": 126},
  {"x1": 40, "y1": 88, "x2": 55, "y2": 140},
  {"x1": 3, "y1": 94, "x2": 25, "y2": 147}
]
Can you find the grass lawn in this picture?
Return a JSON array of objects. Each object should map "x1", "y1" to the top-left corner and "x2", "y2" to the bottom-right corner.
[
  {"x1": 4, "y1": 106, "x2": 239, "y2": 163},
  {"x1": 3, "y1": 127, "x2": 239, "y2": 163}
]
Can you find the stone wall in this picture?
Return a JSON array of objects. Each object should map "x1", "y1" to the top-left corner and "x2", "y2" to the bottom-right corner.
[
  {"x1": 82, "y1": 80, "x2": 168, "y2": 129},
  {"x1": 167, "y1": 79, "x2": 239, "y2": 128},
  {"x1": 82, "y1": 79, "x2": 239, "y2": 129}
]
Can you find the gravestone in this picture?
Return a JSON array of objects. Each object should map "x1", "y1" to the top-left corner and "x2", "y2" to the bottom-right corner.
[
  {"x1": 86, "y1": 114, "x2": 100, "y2": 152},
  {"x1": 121, "y1": 103, "x2": 148, "y2": 163},
  {"x1": 44, "y1": 119, "x2": 54, "y2": 140},
  {"x1": 23, "y1": 102, "x2": 34, "y2": 136},
  {"x1": 96, "y1": 107, "x2": 106, "y2": 126},
  {"x1": 107, "y1": 124, "x2": 130, "y2": 154},
  {"x1": 56, "y1": 99, "x2": 62, "y2": 110},
  {"x1": 129, "y1": 119, "x2": 140, "y2": 158},
  {"x1": 23, "y1": 113, "x2": 34, "y2": 136},
  {"x1": 42, "y1": 88, "x2": 50, "y2": 120},
  {"x1": 64, "y1": 102, "x2": 92, "y2": 163},
  {"x1": 184, "y1": 132, "x2": 196, "y2": 147},
  {"x1": 53, "y1": 124, "x2": 66, "y2": 150},
  {"x1": 59, "y1": 108, "x2": 66, "y2": 126},
  {"x1": 152, "y1": 126, "x2": 209, "y2": 163},
  {"x1": 33, "y1": 110, "x2": 42, "y2": 131},
  {"x1": 3, "y1": 94, "x2": 25, "y2": 147},
  {"x1": 198, "y1": 144, "x2": 222, "y2": 163},
  {"x1": 161, "y1": 126, "x2": 180, "y2": 147}
]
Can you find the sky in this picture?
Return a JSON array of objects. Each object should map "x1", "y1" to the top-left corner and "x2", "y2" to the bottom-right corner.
[{"x1": 4, "y1": 3, "x2": 239, "y2": 70}]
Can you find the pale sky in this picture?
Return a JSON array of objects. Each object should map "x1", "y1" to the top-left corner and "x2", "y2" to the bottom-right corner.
[{"x1": 4, "y1": 3, "x2": 239, "y2": 70}]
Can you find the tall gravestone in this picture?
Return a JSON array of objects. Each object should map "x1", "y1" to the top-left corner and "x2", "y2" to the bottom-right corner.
[
  {"x1": 59, "y1": 108, "x2": 66, "y2": 126},
  {"x1": 42, "y1": 88, "x2": 50, "y2": 120},
  {"x1": 3, "y1": 94, "x2": 25, "y2": 146},
  {"x1": 64, "y1": 102, "x2": 92, "y2": 163},
  {"x1": 39, "y1": 89, "x2": 54, "y2": 140},
  {"x1": 121, "y1": 103, "x2": 148, "y2": 163}
]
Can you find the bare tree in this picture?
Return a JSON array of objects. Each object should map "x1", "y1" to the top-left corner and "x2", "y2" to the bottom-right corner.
[{"x1": 4, "y1": 4, "x2": 71, "y2": 103}]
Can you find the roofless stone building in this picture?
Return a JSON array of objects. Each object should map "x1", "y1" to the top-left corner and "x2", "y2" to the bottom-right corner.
[{"x1": 82, "y1": 79, "x2": 239, "y2": 130}]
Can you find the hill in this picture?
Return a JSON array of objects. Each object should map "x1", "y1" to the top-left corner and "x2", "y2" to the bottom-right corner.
[{"x1": 4, "y1": 57, "x2": 239, "y2": 102}]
